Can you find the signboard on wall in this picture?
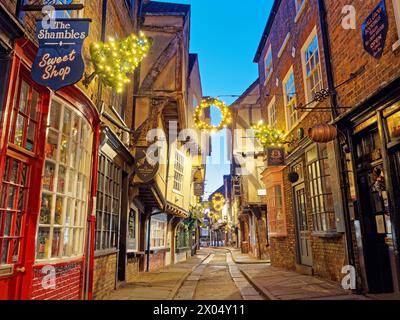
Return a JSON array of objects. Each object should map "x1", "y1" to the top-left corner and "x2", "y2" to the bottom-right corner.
[
  {"x1": 133, "y1": 147, "x2": 160, "y2": 183},
  {"x1": 267, "y1": 148, "x2": 285, "y2": 167},
  {"x1": 193, "y1": 183, "x2": 205, "y2": 197},
  {"x1": 32, "y1": 19, "x2": 90, "y2": 90},
  {"x1": 361, "y1": 0, "x2": 388, "y2": 59}
]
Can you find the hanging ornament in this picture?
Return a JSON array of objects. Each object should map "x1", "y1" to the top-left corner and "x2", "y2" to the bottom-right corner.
[
  {"x1": 194, "y1": 97, "x2": 232, "y2": 133},
  {"x1": 89, "y1": 32, "x2": 151, "y2": 93},
  {"x1": 252, "y1": 120, "x2": 287, "y2": 148},
  {"x1": 212, "y1": 192, "x2": 225, "y2": 212}
]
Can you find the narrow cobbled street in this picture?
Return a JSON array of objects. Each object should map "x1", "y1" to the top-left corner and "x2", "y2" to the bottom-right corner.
[{"x1": 107, "y1": 248, "x2": 370, "y2": 301}]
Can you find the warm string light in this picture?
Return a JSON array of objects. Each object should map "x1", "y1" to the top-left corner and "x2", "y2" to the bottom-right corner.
[
  {"x1": 194, "y1": 97, "x2": 232, "y2": 133},
  {"x1": 252, "y1": 120, "x2": 287, "y2": 148},
  {"x1": 89, "y1": 32, "x2": 151, "y2": 93}
]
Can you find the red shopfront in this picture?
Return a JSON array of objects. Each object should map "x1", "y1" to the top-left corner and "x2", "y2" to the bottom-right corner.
[{"x1": 0, "y1": 39, "x2": 100, "y2": 300}]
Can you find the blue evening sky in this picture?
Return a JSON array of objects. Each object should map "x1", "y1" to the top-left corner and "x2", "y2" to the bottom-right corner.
[{"x1": 168, "y1": 0, "x2": 273, "y2": 197}]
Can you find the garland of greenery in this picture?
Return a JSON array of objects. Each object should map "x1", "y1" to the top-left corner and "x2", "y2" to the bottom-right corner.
[
  {"x1": 194, "y1": 97, "x2": 232, "y2": 133},
  {"x1": 89, "y1": 32, "x2": 151, "y2": 93}
]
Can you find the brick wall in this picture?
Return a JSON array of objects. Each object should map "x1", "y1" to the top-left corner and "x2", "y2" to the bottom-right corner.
[
  {"x1": 126, "y1": 257, "x2": 140, "y2": 283},
  {"x1": 148, "y1": 251, "x2": 167, "y2": 272},
  {"x1": 31, "y1": 261, "x2": 83, "y2": 300},
  {"x1": 326, "y1": 0, "x2": 400, "y2": 114},
  {"x1": 255, "y1": 0, "x2": 349, "y2": 284},
  {"x1": 92, "y1": 253, "x2": 117, "y2": 300}
]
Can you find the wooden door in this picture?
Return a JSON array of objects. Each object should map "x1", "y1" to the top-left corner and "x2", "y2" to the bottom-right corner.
[{"x1": 294, "y1": 184, "x2": 313, "y2": 267}]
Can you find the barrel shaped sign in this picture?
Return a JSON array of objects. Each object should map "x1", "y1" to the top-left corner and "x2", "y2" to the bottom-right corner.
[{"x1": 32, "y1": 19, "x2": 90, "y2": 91}]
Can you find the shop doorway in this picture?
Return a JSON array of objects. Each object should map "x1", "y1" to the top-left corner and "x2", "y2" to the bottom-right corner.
[
  {"x1": 0, "y1": 74, "x2": 46, "y2": 299},
  {"x1": 294, "y1": 184, "x2": 312, "y2": 267},
  {"x1": 354, "y1": 126, "x2": 394, "y2": 293}
]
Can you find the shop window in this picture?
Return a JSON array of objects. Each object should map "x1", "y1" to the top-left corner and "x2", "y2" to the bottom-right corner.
[
  {"x1": 267, "y1": 184, "x2": 286, "y2": 236},
  {"x1": 0, "y1": 158, "x2": 30, "y2": 266},
  {"x1": 176, "y1": 223, "x2": 189, "y2": 250},
  {"x1": 306, "y1": 145, "x2": 336, "y2": 232},
  {"x1": 150, "y1": 214, "x2": 167, "y2": 249},
  {"x1": 173, "y1": 151, "x2": 185, "y2": 193},
  {"x1": 283, "y1": 67, "x2": 298, "y2": 130},
  {"x1": 127, "y1": 208, "x2": 138, "y2": 252},
  {"x1": 37, "y1": 99, "x2": 93, "y2": 261},
  {"x1": 268, "y1": 97, "x2": 277, "y2": 128},
  {"x1": 10, "y1": 79, "x2": 41, "y2": 153},
  {"x1": 386, "y1": 110, "x2": 400, "y2": 141},
  {"x1": 264, "y1": 46, "x2": 273, "y2": 83},
  {"x1": 301, "y1": 28, "x2": 323, "y2": 103},
  {"x1": 95, "y1": 154, "x2": 122, "y2": 252}
]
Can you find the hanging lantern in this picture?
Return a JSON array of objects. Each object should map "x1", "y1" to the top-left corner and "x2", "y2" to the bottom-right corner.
[{"x1": 308, "y1": 123, "x2": 338, "y2": 143}]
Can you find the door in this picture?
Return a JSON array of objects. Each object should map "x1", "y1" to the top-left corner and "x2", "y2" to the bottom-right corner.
[
  {"x1": 294, "y1": 184, "x2": 313, "y2": 266},
  {"x1": 0, "y1": 73, "x2": 45, "y2": 299},
  {"x1": 354, "y1": 126, "x2": 393, "y2": 293}
]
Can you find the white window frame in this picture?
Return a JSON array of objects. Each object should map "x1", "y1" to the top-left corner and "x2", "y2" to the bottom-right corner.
[
  {"x1": 127, "y1": 206, "x2": 139, "y2": 253},
  {"x1": 301, "y1": 27, "x2": 323, "y2": 104},
  {"x1": 173, "y1": 150, "x2": 185, "y2": 193},
  {"x1": 150, "y1": 215, "x2": 167, "y2": 250},
  {"x1": 264, "y1": 45, "x2": 273, "y2": 84},
  {"x1": 267, "y1": 97, "x2": 277, "y2": 128},
  {"x1": 392, "y1": 0, "x2": 400, "y2": 50},
  {"x1": 294, "y1": 0, "x2": 307, "y2": 23},
  {"x1": 283, "y1": 67, "x2": 299, "y2": 130},
  {"x1": 36, "y1": 97, "x2": 93, "y2": 263}
]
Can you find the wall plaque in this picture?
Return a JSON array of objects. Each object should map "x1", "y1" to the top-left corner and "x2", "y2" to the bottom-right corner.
[{"x1": 362, "y1": 0, "x2": 388, "y2": 59}]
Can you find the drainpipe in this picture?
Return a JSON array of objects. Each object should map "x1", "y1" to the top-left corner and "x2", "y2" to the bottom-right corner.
[{"x1": 317, "y1": 0, "x2": 356, "y2": 270}]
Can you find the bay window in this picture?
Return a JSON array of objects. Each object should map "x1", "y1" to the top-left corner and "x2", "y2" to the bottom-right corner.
[{"x1": 37, "y1": 99, "x2": 93, "y2": 261}]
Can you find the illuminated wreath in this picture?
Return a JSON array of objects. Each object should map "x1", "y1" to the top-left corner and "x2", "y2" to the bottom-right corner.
[{"x1": 194, "y1": 97, "x2": 232, "y2": 132}]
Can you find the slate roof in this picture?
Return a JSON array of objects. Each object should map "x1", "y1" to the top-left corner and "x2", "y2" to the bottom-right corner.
[{"x1": 142, "y1": 1, "x2": 191, "y2": 17}]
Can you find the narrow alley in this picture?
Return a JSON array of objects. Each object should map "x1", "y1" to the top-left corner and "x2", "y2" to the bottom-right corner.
[{"x1": 107, "y1": 248, "x2": 369, "y2": 301}]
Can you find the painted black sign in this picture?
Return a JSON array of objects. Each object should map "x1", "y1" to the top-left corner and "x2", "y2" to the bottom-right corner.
[
  {"x1": 362, "y1": 0, "x2": 388, "y2": 59},
  {"x1": 133, "y1": 147, "x2": 160, "y2": 183},
  {"x1": 32, "y1": 19, "x2": 90, "y2": 91},
  {"x1": 267, "y1": 148, "x2": 285, "y2": 167},
  {"x1": 194, "y1": 183, "x2": 205, "y2": 197}
]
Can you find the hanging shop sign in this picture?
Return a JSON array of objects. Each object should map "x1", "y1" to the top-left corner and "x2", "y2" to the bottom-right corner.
[
  {"x1": 194, "y1": 183, "x2": 205, "y2": 197},
  {"x1": 32, "y1": 19, "x2": 91, "y2": 91},
  {"x1": 267, "y1": 147, "x2": 285, "y2": 167},
  {"x1": 361, "y1": 0, "x2": 388, "y2": 59},
  {"x1": 133, "y1": 147, "x2": 160, "y2": 183},
  {"x1": 308, "y1": 123, "x2": 338, "y2": 143}
]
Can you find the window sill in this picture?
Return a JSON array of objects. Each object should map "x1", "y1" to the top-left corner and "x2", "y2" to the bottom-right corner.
[
  {"x1": 94, "y1": 249, "x2": 118, "y2": 258},
  {"x1": 148, "y1": 247, "x2": 170, "y2": 254},
  {"x1": 176, "y1": 247, "x2": 191, "y2": 253},
  {"x1": 311, "y1": 231, "x2": 343, "y2": 239},
  {"x1": 269, "y1": 233, "x2": 287, "y2": 239},
  {"x1": 393, "y1": 39, "x2": 400, "y2": 52},
  {"x1": 294, "y1": 0, "x2": 307, "y2": 23}
]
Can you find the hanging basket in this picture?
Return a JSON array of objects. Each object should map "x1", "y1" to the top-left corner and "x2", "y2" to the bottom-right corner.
[{"x1": 308, "y1": 123, "x2": 338, "y2": 143}]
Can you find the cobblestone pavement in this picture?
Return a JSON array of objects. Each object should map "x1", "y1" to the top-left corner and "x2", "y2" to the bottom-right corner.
[{"x1": 105, "y1": 247, "x2": 372, "y2": 300}]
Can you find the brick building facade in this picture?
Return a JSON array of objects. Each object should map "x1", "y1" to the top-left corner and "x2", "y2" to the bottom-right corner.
[
  {"x1": 325, "y1": 0, "x2": 400, "y2": 293},
  {"x1": 254, "y1": 0, "x2": 349, "y2": 283}
]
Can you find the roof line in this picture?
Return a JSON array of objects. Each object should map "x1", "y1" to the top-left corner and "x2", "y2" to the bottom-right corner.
[
  {"x1": 253, "y1": 0, "x2": 282, "y2": 63},
  {"x1": 231, "y1": 78, "x2": 260, "y2": 106}
]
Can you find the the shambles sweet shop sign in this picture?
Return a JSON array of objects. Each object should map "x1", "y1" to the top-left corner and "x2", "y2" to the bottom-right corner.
[{"x1": 32, "y1": 19, "x2": 91, "y2": 91}]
